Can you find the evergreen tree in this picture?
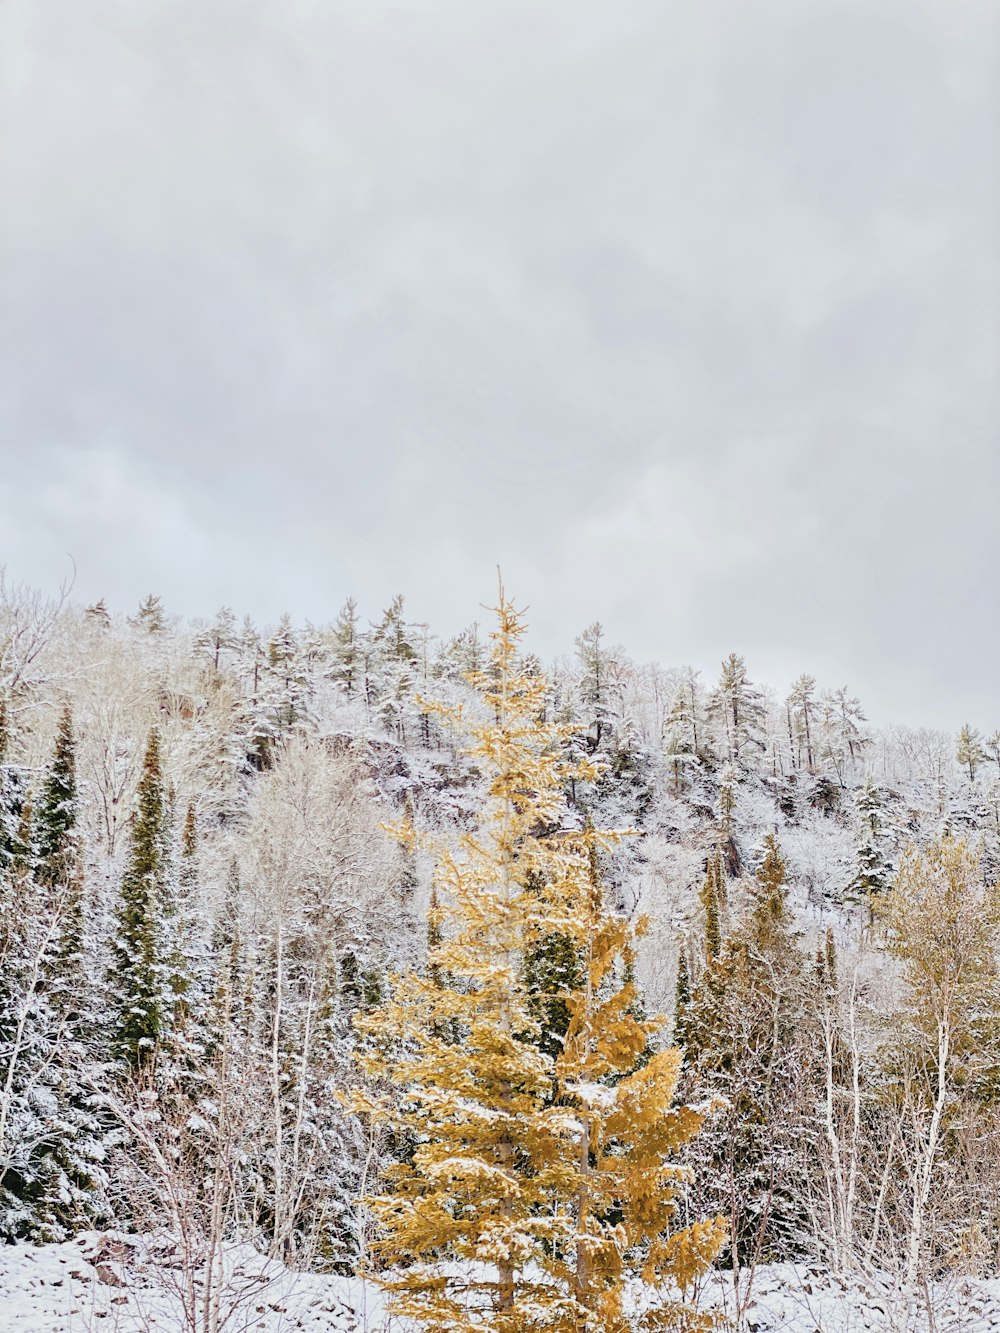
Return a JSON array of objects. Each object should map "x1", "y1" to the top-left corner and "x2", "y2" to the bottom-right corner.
[
  {"x1": 355, "y1": 592, "x2": 724, "y2": 1333},
  {"x1": 169, "y1": 800, "x2": 210, "y2": 1027},
  {"x1": 34, "y1": 706, "x2": 85, "y2": 998},
  {"x1": 956, "y1": 724, "x2": 986, "y2": 783},
  {"x1": 329, "y1": 597, "x2": 362, "y2": 697},
  {"x1": 0, "y1": 695, "x2": 25, "y2": 875},
  {"x1": 130, "y1": 594, "x2": 165, "y2": 634},
  {"x1": 786, "y1": 675, "x2": 817, "y2": 771},
  {"x1": 849, "y1": 777, "x2": 891, "y2": 909},
  {"x1": 524, "y1": 865, "x2": 584, "y2": 1064},
  {"x1": 0, "y1": 705, "x2": 106, "y2": 1241},
  {"x1": 662, "y1": 670, "x2": 704, "y2": 794},
  {"x1": 674, "y1": 943, "x2": 691, "y2": 1036},
  {"x1": 110, "y1": 728, "x2": 170, "y2": 1067},
  {"x1": 83, "y1": 598, "x2": 111, "y2": 629},
  {"x1": 707, "y1": 653, "x2": 766, "y2": 767},
  {"x1": 698, "y1": 854, "x2": 723, "y2": 966},
  {"x1": 195, "y1": 606, "x2": 238, "y2": 673},
  {"x1": 369, "y1": 595, "x2": 418, "y2": 741},
  {"x1": 575, "y1": 621, "x2": 620, "y2": 750},
  {"x1": 818, "y1": 687, "x2": 868, "y2": 780},
  {"x1": 35, "y1": 705, "x2": 78, "y2": 891},
  {"x1": 439, "y1": 621, "x2": 485, "y2": 682},
  {"x1": 681, "y1": 832, "x2": 815, "y2": 1264}
]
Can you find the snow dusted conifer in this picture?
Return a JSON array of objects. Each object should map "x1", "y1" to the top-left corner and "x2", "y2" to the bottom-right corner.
[
  {"x1": 707, "y1": 653, "x2": 766, "y2": 767},
  {"x1": 663, "y1": 669, "x2": 703, "y2": 794},
  {"x1": 130, "y1": 594, "x2": 165, "y2": 634},
  {"x1": 786, "y1": 674, "x2": 818, "y2": 771},
  {"x1": 699, "y1": 854, "x2": 723, "y2": 966},
  {"x1": 956, "y1": 724, "x2": 986, "y2": 783},
  {"x1": 355, "y1": 589, "x2": 724, "y2": 1333},
  {"x1": 329, "y1": 597, "x2": 362, "y2": 697},
  {"x1": 849, "y1": 777, "x2": 891, "y2": 911},
  {"x1": 681, "y1": 832, "x2": 815, "y2": 1265},
  {"x1": 34, "y1": 707, "x2": 86, "y2": 1001},
  {"x1": 35, "y1": 704, "x2": 78, "y2": 888},
  {"x1": 194, "y1": 606, "x2": 238, "y2": 674},
  {"x1": 110, "y1": 727, "x2": 170, "y2": 1067},
  {"x1": 83, "y1": 598, "x2": 111, "y2": 629}
]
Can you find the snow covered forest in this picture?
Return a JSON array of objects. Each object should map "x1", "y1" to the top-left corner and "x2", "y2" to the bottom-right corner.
[{"x1": 2, "y1": 569, "x2": 1000, "y2": 1332}]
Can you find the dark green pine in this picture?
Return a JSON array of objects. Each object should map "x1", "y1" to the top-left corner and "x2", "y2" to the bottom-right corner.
[{"x1": 111, "y1": 727, "x2": 168, "y2": 1068}]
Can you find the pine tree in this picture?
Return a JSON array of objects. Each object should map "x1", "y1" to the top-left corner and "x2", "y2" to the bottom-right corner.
[
  {"x1": 662, "y1": 670, "x2": 704, "y2": 794},
  {"x1": 716, "y1": 765, "x2": 737, "y2": 843},
  {"x1": 355, "y1": 591, "x2": 724, "y2": 1333},
  {"x1": 786, "y1": 675, "x2": 817, "y2": 771},
  {"x1": 575, "y1": 621, "x2": 620, "y2": 750},
  {"x1": 130, "y1": 594, "x2": 165, "y2": 633},
  {"x1": 849, "y1": 777, "x2": 890, "y2": 909},
  {"x1": 369, "y1": 595, "x2": 417, "y2": 741},
  {"x1": 34, "y1": 706, "x2": 85, "y2": 997},
  {"x1": 329, "y1": 597, "x2": 362, "y2": 697},
  {"x1": 84, "y1": 598, "x2": 111, "y2": 629},
  {"x1": 0, "y1": 695, "x2": 25, "y2": 876},
  {"x1": 439, "y1": 621, "x2": 485, "y2": 682},
  {"x1": 0, "y1": 705, "x2": 106, "y2": 1241},
  {"x1": 956, "y1": 724, "x2": 986, "y2": 783},
  {"x1": 674, "y1": 943, "x2": 691, "y2": 1038},
  {"x1": 818, "y1": 687, "x2": 868, "y2": 779},
  {"x1": 35, "y1": 705, "x2": 79, "y2": 888},
  {"x1": 524, "y1": 867, "x2": 584, "y2": 1064},
  {"x1": 169, "y1": 801, "x2": 207, "y2": 1022},
  {"x1": 707, "y1": 653, "x2": 765, "y2": 767},
  {"x1": 681, "y1": 832, "x2": 815, "y2": 1265},
  {"x1": 195, "y1": 606, "x2": 238, "y2": 673},
  {"x1": 110, "y1": 728, "x2": 170, "y2": 1067},
  {"x1": 698, "y1": 855, "x2": 723, "y2": 966},
  {"x1": 752, "y1": 832, "x2": 789, "y2": 945}
]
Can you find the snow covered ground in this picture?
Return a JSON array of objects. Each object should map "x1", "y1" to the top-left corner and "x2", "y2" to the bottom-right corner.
[{"x1": 3, "y1": 1238, "x2": 1000, "y2": 1332}]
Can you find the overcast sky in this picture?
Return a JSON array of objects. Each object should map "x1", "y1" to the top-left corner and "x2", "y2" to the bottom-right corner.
[{"x1": 1, "y1": 0, "x2": 997, "y2": 731}]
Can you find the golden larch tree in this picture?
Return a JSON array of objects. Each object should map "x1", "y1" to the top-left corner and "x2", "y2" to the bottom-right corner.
[{"x1": 356, "y1": 589, "x2": 725, "y2": 1333}]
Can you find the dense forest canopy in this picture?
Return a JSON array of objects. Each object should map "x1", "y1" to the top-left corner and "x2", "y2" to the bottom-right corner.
[{"x1": 2, "y1": 570, "x2": 999, "y2": 1329}]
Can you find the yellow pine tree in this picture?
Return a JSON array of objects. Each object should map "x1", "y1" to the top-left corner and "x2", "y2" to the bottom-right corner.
[
  {"x1": 356, "y1": 590, "x2": 724, "y2": 1333},
  {"x1": 549, "y1": 838, "x2": 728, "y2": 1331}
]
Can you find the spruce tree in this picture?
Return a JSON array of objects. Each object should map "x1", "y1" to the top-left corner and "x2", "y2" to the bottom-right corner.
[
  {"x1": 130, "y1": 594, "x2": 165, "y2": 633},
  {"x1": 84, "y1": 598, "x2": 111, "y2": 628},
  {"x1": 169, "y1": 800, "x2": 208, "y2": 1027},
  {"x1": 34, "y1": 707, "x2": 85, "y2": 1001},
  {"x1": 698, "y1": 854, "x2": 723, "y2": 965},
  {"x1": 355, "y1": 592, "x2": 724, "y2": 1333},
  {"x1": 35, "y1": 704, "x2": 78, "y2": 888},
  {"x1": 956, "y1": 724, "x2": 986, "y2": 783},
  {"x1": 786, "y1": 675, "x2": 817, "y2": 771},
  {"x1": 673, "y1": 942, "x2": 691, "y2": 1041},
  {"x1": 707, "y1": 653, "x2": 765, "y2": 766},
  {"x1": 111, "y1": 727, "x2": 169, "y2": 1067},
  {"x1": 329, "y1": 597, "x2": 362, "y2": 697},
  {"x1": 849, "y1": 777, "x2": 890, "y2": 909},
  {"x1": 662, "y1": 670, "x2": 703, "y2": 794},
  {"x1": 681, "y1": 832, "x2": 815, "y2": 1264}
]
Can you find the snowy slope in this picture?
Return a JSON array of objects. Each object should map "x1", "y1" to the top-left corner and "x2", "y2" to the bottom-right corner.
[
  {"x1": 0, "y1": 1234, "x2": 394, "y2": 1331},
  {"x1": 4, "y1": 1240, "x2": 1000, "y2": 1332}
]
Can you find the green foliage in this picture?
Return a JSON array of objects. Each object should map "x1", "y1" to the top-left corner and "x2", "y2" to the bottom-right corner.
[
  {"x1": 34, "y1": 705, "x2": 78, "y2": 890},
  {"x1": 849, "y1": 777, "x2": 891, "y2": 907},
  {"x1": 681, "y1": 833, "x2": 816, "y2": 1263},
  {"x1": 698, "y1": 851, "x2": 724, "y2": 965},
  {"x1": 110, "y1": 728, "x2": 170, "y2": 1067}
]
